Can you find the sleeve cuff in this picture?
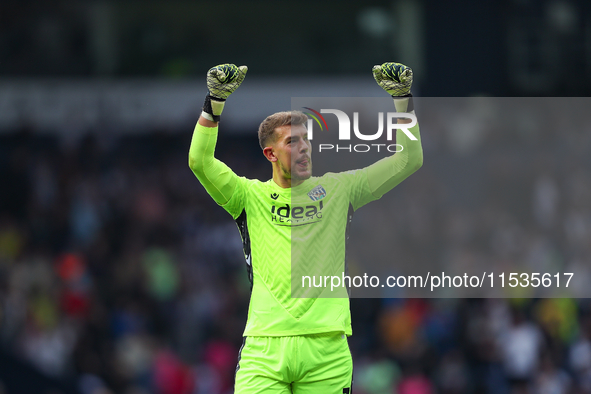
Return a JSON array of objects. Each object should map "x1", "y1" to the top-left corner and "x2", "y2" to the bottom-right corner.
[{"x1": 195, "y1": 122, "x2": 219, "y2": 135}]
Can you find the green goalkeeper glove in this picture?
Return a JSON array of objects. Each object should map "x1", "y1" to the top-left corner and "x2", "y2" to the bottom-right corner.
[
  {"x1": 372, "y1": 62, "x2": 414, "y2": 112},
  {"x1": 202, "y1": 64, "x2": 248, "y2": 122}
]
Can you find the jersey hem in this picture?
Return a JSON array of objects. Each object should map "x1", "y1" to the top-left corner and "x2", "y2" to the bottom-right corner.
[{"x1": 243, "y1": 326, "x2": 352, "y2": 337}]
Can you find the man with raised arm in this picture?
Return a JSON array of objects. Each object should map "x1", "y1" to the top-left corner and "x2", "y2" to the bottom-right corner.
[{"x1": 189, "y1": 63, "x2": 422, "y2": 394}]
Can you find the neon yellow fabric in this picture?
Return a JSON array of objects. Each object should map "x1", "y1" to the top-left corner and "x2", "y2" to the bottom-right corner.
[
  {"x1": 367, "y1": 121, "x2": 422, "y2": 197},
  {"x1": 188, "y1": 123, "x2": 238, "y2": 205},
  {"x1": 189, "y1": 121, "x2": 422, "y2": 337},
  {"x1": 235, "y1": 333, "x2": 352, "y2": 394}
]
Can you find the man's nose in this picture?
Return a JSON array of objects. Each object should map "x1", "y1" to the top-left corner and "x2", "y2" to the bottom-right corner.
[{"x1": 298, "y1": 140, "x2": 309, "y2": 153}]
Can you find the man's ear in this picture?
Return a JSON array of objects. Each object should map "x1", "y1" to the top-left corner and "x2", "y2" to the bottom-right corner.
[{"x1": 263, "y1": 146, "x2": 277, "y2": 162}]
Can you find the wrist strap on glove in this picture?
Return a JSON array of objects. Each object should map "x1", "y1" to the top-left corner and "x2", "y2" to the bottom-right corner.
[
  {"x1": 202, "y1": 94, "x2": 226, "y2": 122},
  {"x1": 393, "y1": 94, "x2": 414, "y2": 113}
]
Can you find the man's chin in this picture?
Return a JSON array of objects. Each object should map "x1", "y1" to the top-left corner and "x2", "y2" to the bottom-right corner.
[{"x1": 292, "y1": 169, "x2": 312, "y2": 181}]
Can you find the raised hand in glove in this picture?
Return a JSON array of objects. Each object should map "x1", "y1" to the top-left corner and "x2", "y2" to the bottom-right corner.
[
  {"x1": 372, "y1": 62, "x2": 414, "y2": 113},
  {"x1": 202, "y1": 64, "x2": 248, "y2": 122}
]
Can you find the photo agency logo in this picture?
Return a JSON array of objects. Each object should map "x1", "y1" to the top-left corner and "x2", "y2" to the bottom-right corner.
[{"x1": 302, "y1": 107, "x2": 417, "y2": 153}]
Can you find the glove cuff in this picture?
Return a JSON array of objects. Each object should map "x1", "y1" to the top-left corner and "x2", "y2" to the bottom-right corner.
[
  {"x1": 202, "y1": 94, "x2": 226, "y2": 122},
  {"x1": 392, "y1": 94, "x2": 414, "y2": 113}
]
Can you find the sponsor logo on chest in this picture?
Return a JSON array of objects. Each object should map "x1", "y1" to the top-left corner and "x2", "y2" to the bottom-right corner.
[{"x1": 269, "y1": 185, "x2": 327, "y2": 225}]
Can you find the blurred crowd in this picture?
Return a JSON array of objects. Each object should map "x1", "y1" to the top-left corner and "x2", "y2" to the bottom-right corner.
[{"x1": 0, "y1": 102, "x2": 590, "y2": 394}]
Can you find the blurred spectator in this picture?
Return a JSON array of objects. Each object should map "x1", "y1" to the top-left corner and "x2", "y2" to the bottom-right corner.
[
  {"x1": 354, "y1": 357, "x2": 400, "y2": 394},
  {"x1": 497, "y1": 307, "x2": 543, "y2": 394},
  {"x1": 398, "y1": 364, "x2": 435, "y2": 394},
  {"x1": 533, "y1": 352, "x2": 571, "y2": 394}
]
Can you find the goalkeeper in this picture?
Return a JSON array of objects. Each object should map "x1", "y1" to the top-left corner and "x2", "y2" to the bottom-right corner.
[{"x1": 189, "y1": 63, "x2": 422, "y2": 394}]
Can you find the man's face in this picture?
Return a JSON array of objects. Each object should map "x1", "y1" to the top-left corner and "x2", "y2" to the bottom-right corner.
[{"x1": 273, "y1": 124, "x2": 312, "y2": 182}]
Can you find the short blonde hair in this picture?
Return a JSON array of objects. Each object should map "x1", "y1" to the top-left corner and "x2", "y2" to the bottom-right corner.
[{"x1": 258, "y1": 111, "x2": 308, "y2": 149}]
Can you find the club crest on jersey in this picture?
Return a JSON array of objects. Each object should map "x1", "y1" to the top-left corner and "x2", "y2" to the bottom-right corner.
[{"x1": 307, "y1": 185, "x2": 327, "y2": 201}]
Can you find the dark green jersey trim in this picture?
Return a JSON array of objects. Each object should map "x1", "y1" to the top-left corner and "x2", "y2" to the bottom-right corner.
[{"x1": 235, "y1": 210, "x2": 253, "y2": 289}]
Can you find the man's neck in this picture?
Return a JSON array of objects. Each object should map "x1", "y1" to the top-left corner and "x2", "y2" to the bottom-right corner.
[{"x1": 272, "y1": 173, "x2": 304, "y2": 189}]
